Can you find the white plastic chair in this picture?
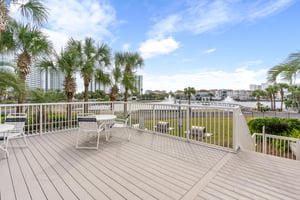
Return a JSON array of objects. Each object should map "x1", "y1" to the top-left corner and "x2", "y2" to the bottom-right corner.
[
  {"x1": 76, "y1": 114, "x2": 105, "y2": 150},
  {"x1": 0, "y1": 113, "x2": 28, "y2": 158},
  {"x1": 109, "y1": 113, "x2": 131, "y2": 141}
]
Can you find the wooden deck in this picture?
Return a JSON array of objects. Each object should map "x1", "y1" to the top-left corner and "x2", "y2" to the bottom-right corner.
[{"x1": 1, "y1": 128, "x2": 300, "y2": 200}]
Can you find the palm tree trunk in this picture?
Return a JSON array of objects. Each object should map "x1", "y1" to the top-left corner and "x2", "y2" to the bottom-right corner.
[
  {"x1": 280, "y1": 89, "x2": 284, "y2": 111},
  {"x1": 124, "y1": 87, "x2": 129, "y2": 115},
  {"x1": 269, "y1": 95, "x2": 273, "y2": 110},
  {"x1": 84, "y1": 83, "x2": 89, "y2": 113}
]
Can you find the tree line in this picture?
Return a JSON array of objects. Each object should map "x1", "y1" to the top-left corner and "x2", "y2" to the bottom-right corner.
[
  {"x1": 252, "y1": 52, "x2": 300, "y2": 112},
  {"x1": 0, "y1": 0, "x2": 144, "y2": 105}
]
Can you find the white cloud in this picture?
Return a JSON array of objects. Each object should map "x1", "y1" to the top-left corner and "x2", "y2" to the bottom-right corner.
[
  {"x1": 147, "y1": 15, "x2": 181, "y2": 39},
  {"x1": 203, "y1": 48, "x2": 216, "y2": 54},
  {"x1": 248, "y1": 0, "x2": 294, "y2": 20},
  {"x1": 141, "y1": 67, "x2": 268, "y2": 91},
  {"x1": 43, "y1": 0, "x2": 118, "y2": 51},
  {"x1": 122, "y1": 43, "x2": 130, "y2": 51},
  {"x1": 140, "y1": 1, "x2": 294, "y2": 60},
  {"x1": 146, "y1": 0, "x2": 294, "y2": 36},
  {"x1": 139, "y1": 37, "x2": 179, "y2": 59}
]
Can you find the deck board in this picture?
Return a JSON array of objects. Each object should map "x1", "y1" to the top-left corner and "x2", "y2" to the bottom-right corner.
[{"x1": 1, "y1": 128, "x2": 300, "y2": 200}]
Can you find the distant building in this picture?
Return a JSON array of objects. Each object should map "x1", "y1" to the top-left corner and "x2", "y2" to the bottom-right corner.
[
  {"x1": 134, "y1": 75, "x2": 143, "y2": 94},
  {"x1": 250, "y1": 84, "x2": 262, "y2": 91},
  {"x1": 88, "y1": 74, "x2": 110, "y2": 93},
  {"x1": 42, "y1": 70, "x2": 64, "y2": 91},
  {"x1": 25, "y1": 65, "x2": 42, "y2": 89}
]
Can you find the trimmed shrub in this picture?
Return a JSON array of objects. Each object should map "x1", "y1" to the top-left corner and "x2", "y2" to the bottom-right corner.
[{"x1": 248, "y1": 117, "x2": 300, "y2": 136}]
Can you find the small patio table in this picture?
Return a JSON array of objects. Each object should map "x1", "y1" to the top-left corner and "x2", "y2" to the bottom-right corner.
[{"x1": 0, "y1": 124, "x2": 15, "y2": 155}]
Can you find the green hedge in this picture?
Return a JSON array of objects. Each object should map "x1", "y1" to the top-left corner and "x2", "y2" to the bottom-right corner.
[{"x1": 248, "y1": 117, "x2": 300, "y2": 137}]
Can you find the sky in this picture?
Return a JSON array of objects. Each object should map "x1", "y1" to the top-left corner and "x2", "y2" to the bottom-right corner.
[{"x1": 17, "y1": 0, "x2": 300, "y2": 92}]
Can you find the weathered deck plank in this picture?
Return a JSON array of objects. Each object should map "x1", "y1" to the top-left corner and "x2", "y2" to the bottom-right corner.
[{"x1": 1, "y1": 128, "x2": 300, "y2": 200}]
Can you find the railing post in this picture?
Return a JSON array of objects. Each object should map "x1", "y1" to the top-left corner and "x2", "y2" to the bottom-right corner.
[
  {"x1": 39, "y1": 104, "x2": 43, "y2": 136},
  {"x1": 296, "y1": 140, "x2": 300, "y2": 161},
  {"x1": 186, "y1": 105, "x2": 190, "y2": 140},
  {"x1": 152, "y1": 105, "x2": 155, "y2": 130},
  {"x1": 128, "y1": 103, "x2": 132, "y2": 126},
  {"x1": 262, "y1": 126, "x2": 266, "y2": 154},
  {"x1": 232, "y1": 108, "x2": 239, "y2": 151}
]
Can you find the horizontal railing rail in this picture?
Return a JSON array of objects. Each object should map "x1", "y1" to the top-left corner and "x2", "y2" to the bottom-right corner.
[
  {"x1": 252, "y1": 133, "x2": 300, "y2": 160},
  {"x1": 0, "y1": 101, "x2": 252, "y2": 152}
]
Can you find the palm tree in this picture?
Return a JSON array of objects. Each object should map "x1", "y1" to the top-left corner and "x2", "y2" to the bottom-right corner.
[
  {"x1": 79, "y1": 37, "x2": 111, "y2": 104},
  {"x1": 0, "y1": 68, "x2": 24, "y2": 99},
  {"x1": 114, "y1": 52, "x2": 144, "y2": 102},
  {"x1": 4, "y1": 22, "x2": 52, "y2": 103},
  {"x1": 109, "y1": 65, "x2": 122, "y2": 101},
  {"x1": 265, "y1": 85, "x2": 279, "y2": 110},
  {"x1": 184, "y1": 87, "x2": 196, "y2": 105},
  {"x1": 251, "y1": 89, "x2": 266, "y2": 111},
  {"x1": 268, "y1": 53, "x2": 300, "y2": 86},
  {"x1": 0, "y1": 0, "x2": 48, "y2": 33},
  {"x1": 56, "y1": 38, "x2": 81, "y2": 102},
  {"x1": 0, "y1": 0, "x2": 9, "y2": 33},
  {"x1": 276, "y1": 83, "x2": 289, "y2": 111},
  {"x1": 288, "y1": 85, "x2": 300, "y2": 110}
]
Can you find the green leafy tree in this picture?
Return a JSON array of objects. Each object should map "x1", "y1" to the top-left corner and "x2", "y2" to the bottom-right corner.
[
  {"x1": 251, "y1": 89, "x2": 267, "y2": 111},
  {"x1": 42, "y1": 38, "x2": 80, "y2": 102},
  {"x1": 265, "y1": 85, "x2": 279, "y2": 110},
  {"x1": 276, "y1": 83, "x2": 289, "y2": 111},
  {"x1": 30, "y1": 89, "x2": 65, "y2": 103},
  {"x1": 109, "y1": 65, "x2": 122, "y2": 101},
  {"x1": 56, "y1": 38, "x2": 81, "y2": 102},
  {"x1": 2, "y1": 22, "x2": 52, "y2": 103},
  {"x1": 288, "y1": 85, "x2": 300, "y2": 110},
  {"x1": 0, "y1": 0, "x2": 48, "y2": 33},
  {"x1": 0, "y1": 68, "x2": 24, "y2": 101},
  {"x1": 78, "y1": 37, "x2": 111, "y2": 104},
  {"x1": 114, "y1": 52, "x2": 144, "y2": 102},
  {"x1": 184, "y1": 86, "x2": 196, "y2": 105}
]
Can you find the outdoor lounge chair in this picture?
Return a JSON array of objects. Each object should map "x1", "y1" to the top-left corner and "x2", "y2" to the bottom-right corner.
[
  {"x1": 76, "y1": 114, "x2": 105, "y2": 149},
  {"x1": 0, "y1": 113, "x2": 28, "y2": 158}
]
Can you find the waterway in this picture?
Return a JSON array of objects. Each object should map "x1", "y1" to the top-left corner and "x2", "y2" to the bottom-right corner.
[{"x1": 160, "y1": 96, "x2": 286, "y2": 110}]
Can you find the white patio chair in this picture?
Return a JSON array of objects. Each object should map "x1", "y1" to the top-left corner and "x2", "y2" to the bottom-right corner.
[
  {"x1": 76, "y1": 114, "x2": 105, "y2": 150},
  {"x1": 0, "y1": 113, "x2": 28, "y2": 158},
  {"x1": 108, "y1": 113, "x2": 131, "y2": 141}
]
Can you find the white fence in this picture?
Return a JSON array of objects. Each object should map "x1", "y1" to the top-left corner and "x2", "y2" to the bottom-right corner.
[
  {"x1": 0, "y1": 101, "x2": 255, "y2": 152},
  {"x1": 252, "y1": 132, "x2": 300, "y2": 160}
]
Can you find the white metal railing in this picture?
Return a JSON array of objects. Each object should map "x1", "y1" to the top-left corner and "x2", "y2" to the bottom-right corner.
[
  {"x1": 234, "y1": 109, "x2": 256, "y2": 151},
  {"x1": 0, "y1": 101, "x2": 252, "y2": 151},
  {"x1": 252, "y1": 132, "x2": 300, "y2": 160}
]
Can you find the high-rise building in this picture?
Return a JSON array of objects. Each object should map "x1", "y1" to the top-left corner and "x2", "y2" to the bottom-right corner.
[
  {"x1": 46, "y1": 70, "x2": 64, "y2": 91},
  {"x1": 135, "y1": 75, "x2": 143, "y2": 94},
  {"x1": 25, "y1": 65, "x2": 42, "y2": 89},
  {"x1": 249, "y1": 84, "x2": 262, "y2": 91},
  {"x1": 88, "y1": 73, "x2": 110, "y2": 93},
  {"x1": 25, "y1": 65, "x2": 65, "y2": 91}
]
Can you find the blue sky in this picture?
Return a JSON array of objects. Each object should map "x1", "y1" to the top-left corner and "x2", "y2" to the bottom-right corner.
[{"x1": 38, "y1": 0, "x2": 300, "y2": 91}]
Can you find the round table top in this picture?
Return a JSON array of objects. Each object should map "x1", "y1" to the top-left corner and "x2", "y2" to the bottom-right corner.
[
  {"x1": 95, "y1": 114, "x2": 117, "y2": 121},
  {"x1": 0, "y1": 124, "x2": 15, "y2": 132}
]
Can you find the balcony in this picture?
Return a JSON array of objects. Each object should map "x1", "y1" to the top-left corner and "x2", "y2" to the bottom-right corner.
[{"x1": 1, "y1": 102, "x2": 300, "y2": 199}]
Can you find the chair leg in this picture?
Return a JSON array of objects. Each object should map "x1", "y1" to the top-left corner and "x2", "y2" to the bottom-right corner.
[
  {"x1": 5, "y1": 138, "x2": 9, "y2": 158},
  {"x1": 126, "y1": 128, "x2": 131, "y2": 141},
  {"x1": 22, "y1": 132, "x2": 28, "y2": 146}
]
